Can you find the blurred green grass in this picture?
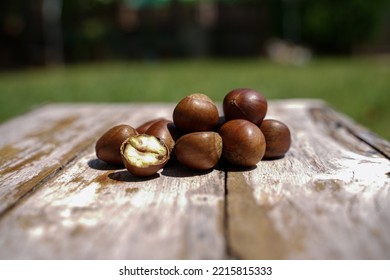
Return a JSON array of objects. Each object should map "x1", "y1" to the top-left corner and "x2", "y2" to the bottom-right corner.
[{"x1": 0, "y1": 57, "x2": 389, "y2": 140}]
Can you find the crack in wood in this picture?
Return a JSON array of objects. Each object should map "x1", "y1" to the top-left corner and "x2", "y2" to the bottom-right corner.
[
  {"x1": 1, "y1": 102, "x2": 389, "y2": 259},
  {"x1": 0, "y1": 148, "x2": 86, "y2": 220},
  {"x1": 310, "y1": 106, "x2": 390, "y2": 160}
]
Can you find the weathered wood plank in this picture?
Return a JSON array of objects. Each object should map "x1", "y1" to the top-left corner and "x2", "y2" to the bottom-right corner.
[
  {"x1": 0, "y1": 103, "x2": 173, "y2": 215},
  {"x1": 1, "y1": 100, "x2": 389, "y2": 260},
  {"x1": 0, "y1": 104, "x2": 226, "y2": 259},
  {"x1": 0, "y1": 149, "x2": 226, "y2": 259},
  {"x1": 226, "y1": 100, "x2": 390, "y2": 259}
]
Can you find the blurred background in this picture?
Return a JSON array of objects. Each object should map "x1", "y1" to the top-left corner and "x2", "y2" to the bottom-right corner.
[{"x1": 0, "y1": 0, "x2": 390, "y2": 139}]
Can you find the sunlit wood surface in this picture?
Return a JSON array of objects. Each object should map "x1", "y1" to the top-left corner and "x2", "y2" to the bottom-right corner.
[{"x1": 0, "y1": 100, "x2": 389, "y2": 259}]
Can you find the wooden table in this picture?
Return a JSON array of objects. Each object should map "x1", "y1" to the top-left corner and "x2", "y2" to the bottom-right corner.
[{"x1": 0, "y1": 100, "x2": 389, "y2": 260}]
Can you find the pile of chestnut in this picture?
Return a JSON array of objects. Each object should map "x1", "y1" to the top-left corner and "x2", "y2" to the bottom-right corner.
[{"x1": 95, "y1": 88, "x2": 291, "y2": 177}]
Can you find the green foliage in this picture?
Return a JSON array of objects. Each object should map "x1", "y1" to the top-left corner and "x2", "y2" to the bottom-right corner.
[{"x1": 301, "y1": 0, "x2": 390, "y2": 52}]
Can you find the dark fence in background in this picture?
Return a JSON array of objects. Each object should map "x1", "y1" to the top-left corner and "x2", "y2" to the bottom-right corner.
[{"x1": 1, "y1": 0, "x2": 390, "y2": 68}]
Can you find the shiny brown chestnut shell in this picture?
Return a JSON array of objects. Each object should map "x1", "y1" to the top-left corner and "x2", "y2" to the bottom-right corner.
[
  {"x1": 174, "y1": 132, "x2": 222, "y2": 170},
  {"x1": 120, "y1": 134, "x2": 170, "y2": 177},
  {"x1": 136, "y1": 118, "x2": 167, "y2": 134},
  {"x1": 223, "y1": 88, "x2": 268, "y2": 125},
  {"x1": 173, "y1": 93, "x2": 219, "y2": 132},
  {"x1": 95, "y1": 124, "x2": 138, "y2": 165},
  {"x1": 145, "y1": 120, "x2": 182, "y2": 152},
  {"x1": 219, "y1": 119, "x2": 266, "y2": 167},
  {"x1": 259, "y1": 119, "x2": 291, "y2": 159}
]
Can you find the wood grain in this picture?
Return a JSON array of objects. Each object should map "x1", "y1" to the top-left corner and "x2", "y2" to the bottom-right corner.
[
  {"x1": 0, "y1": 104, "x2": 173, "y2": 215},
  {"x1": 0, "y1": 103, "x2": 226, "y2": 259},
  {"x1": 226, "y1": 100, "x2": 390, "y2": 259},
  {"x1": 0, "y1": 100, "x2": 389, "y2": 259}
]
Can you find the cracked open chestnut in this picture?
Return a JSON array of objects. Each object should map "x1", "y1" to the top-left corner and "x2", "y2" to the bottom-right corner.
[
  {"x1": 259, "y1": 119, "x2": 291, "y2": 159},
  {"x1": 223, "y1": 88, "x2": 268, "y2": 125},
  {"x1": 174, "y1": 132, "x2": 222, "y2": 170},
  {"x1": 219, "y1": 119, "x2": 266, "y2": 167},
  {"x1": 120, "y1": 134, "x2": 170, "y2": 177},
  {"x1": 95, "y1": 124, "x2": 138, "y2": 165},
  {"x1": 173, "y1": 93, "x2": 219, "y2": 132}
]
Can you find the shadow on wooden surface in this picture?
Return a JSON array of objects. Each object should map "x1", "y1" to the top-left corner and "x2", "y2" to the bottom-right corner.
[
  {"x1": 0, "y1": 101, "x2": 389, "y2": 259},
  {"x1": 87, "y1": 159, "x2": 124, "y2": 171},
  {"x1": 108, "y1": 170, "x2": 160, "y2": 182}
]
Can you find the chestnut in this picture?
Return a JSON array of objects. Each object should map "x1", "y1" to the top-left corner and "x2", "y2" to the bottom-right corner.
[
  {"x1": 173, "y1": 93, "x2": 219, "y2": 132},
  {"x1": 174, "y1": 132, "x2": 222, "y2": 170},
  {"x1": 259, "y1": 119, "x2": 291, "y2": 159},
  {"x1": 95, "y1": 124, "x2": 138, "y2": 165},
  {"x1": 120, "y1": 134, "x2": 170, "y2": 177},
  {"x1": 136, "y1": 118, "x2": 166, "y2": 134},
  {"x1": 219, "y1": 119, "x2": 265, "y2": 167},
  {"x1": 145, "y1": 120, "x2": 182, "y2": 152},
  {"x1": 223, "y1": 88, "x2": 268, "y2": 125}
]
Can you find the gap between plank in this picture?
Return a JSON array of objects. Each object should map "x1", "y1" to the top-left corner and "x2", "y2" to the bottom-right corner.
[
  {"x1": 223, "y1": 166, "x2": 231, "y2": 258},
  {"x1": 223, "y1": 167, "x2": 242, "y2": 260}
]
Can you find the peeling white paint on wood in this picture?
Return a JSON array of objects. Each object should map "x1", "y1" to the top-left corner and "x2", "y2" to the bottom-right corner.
[
  {"x1": 0, "y1": 149, "x2": 225, "y2": 259},
  {"x1": 0, "y1": 100, "x2": 389, "y2": 259},
  {"x1": 227, "y1": 102, "x2": 390, "y2": 259}
]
